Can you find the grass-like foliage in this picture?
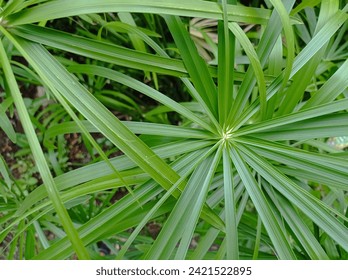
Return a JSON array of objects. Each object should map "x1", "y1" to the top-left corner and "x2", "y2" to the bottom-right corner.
[{"x1": 0, "y1": 0, "x2": 347, "y2": 260}]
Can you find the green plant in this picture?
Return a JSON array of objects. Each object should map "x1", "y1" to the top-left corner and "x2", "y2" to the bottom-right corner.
[{"x1": 0, "y1": 0, "x2": 347, "y2": 260}]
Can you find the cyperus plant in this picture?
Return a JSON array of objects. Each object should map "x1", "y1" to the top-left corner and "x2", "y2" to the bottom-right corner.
[{"x1": 0, "y1": 0, "x2": 347, "y2": 260}]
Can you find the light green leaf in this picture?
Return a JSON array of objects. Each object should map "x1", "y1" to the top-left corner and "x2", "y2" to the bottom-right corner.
[
  {"x1": 6, "y1": 0, "x2": 270, "y2": 26},
  {"x1": 0, "y1": 35, "x2": 89, "y2": 260},
  {"x1": 264, "y1": 186, "x2": 329, "y2": 260},
  {"x1": 217, "y1": 0, "x2": 235, "y2": 124},
  {"x1": 237, "y1": 143, "x2": 348, "y2": 252},
  {"x1": 223, "y1": 146, "x2": 239, "y2": 259},
  {"x1": 228, "y1": 22, "x2": 266, "y2": 120},
  {"x1": 230, "y1": 146, "x2": 296, "y2": 259},
  {"x1": 164, "y1": 15, "x2": 218, "y2": 119}
]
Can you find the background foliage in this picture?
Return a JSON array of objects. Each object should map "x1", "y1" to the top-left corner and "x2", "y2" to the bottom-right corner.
[{"x1": 0, "y1": 0, "x2": 347, "y2": 260}]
